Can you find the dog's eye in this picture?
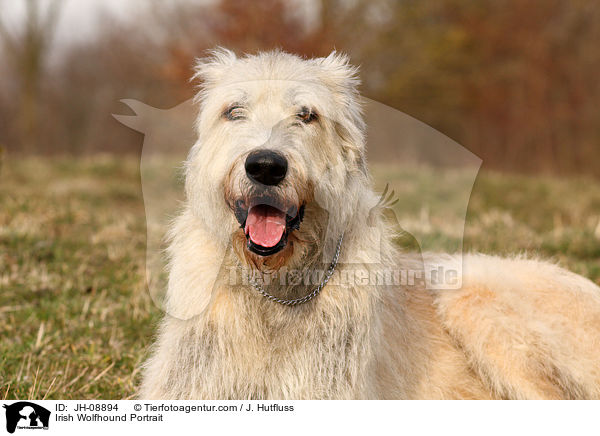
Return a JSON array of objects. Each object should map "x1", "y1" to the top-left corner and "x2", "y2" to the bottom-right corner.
[
  {"x1": 223, "y1": 105, "x2": 245, "y2": 121},
  {"x1": 296, "y1": 107, "x2": 318, "y2": 124}
]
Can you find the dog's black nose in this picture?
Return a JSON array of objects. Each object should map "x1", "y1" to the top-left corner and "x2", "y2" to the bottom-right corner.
[{"x1": 245, "y1": 150, "x2": 288, "y2": 186}]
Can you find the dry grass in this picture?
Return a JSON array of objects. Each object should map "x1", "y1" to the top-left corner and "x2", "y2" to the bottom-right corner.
[
  {"x1": 1, "y1": 156, "x2": 599, "y2": 399},
  {"x1": 1, "y1": 156, "x2": 155, "y2": 399}
]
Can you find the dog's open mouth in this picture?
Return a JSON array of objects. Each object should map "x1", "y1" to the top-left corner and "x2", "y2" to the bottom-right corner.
[{"x1": 236, "y1": 202, "x2": 304, "y2": 256}]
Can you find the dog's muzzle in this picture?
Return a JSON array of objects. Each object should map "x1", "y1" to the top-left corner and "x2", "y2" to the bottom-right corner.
[{"x1": 229, "y1": 149, "x2": 304, "y2": 256}]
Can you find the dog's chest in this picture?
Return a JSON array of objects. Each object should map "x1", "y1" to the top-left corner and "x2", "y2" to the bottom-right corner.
[{"x1": 194, "y1": 304, "x2": 373, "y2": 399}]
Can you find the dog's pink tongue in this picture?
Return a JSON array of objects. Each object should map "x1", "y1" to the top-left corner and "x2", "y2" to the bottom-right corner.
[{"x1": 245, "y1": 206, "x2": 286, "y2": 247}]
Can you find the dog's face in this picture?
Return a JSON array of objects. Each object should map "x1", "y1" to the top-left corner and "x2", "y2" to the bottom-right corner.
[{"x1": 185, "y1": 49, "x2": 367, "y2": 270}]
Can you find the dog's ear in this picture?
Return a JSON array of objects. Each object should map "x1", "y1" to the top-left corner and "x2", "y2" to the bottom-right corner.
[
  {"x1": 313, "y1": 51, "x2": 363, "y2": 124},
  {"x1": 192, "y1": 47, "x2": 237, "y2": 92},
  {"x1": 314, "y1": 51, "x2": 361, "y2": 96},
  {"x1": 315, "y1": 52, "x2": 366, "y2": 160}
]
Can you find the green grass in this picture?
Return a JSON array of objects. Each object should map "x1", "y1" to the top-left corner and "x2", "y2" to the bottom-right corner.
[
  {"x1": 1, "y1": 156, "x2": 599, "y2": 399},
  {"x1": 373, "y1": 164, "x2": 600, "y2": 281}
]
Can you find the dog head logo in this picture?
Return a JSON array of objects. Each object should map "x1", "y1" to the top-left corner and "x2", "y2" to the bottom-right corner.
[
  {"x1": 114, "y1": 50, "x2": 481, "y2": 319},
  {"x1": 3, "y1": 402, "x2": 50, "y2": 434}
]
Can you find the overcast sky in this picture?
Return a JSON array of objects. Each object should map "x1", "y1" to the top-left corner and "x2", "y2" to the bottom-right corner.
[
  {"x1": 1, "y1": 0, "x2": 145, "y2": 47},
  {"x1": 0, "y1": 0, "x2": 315, "y2": 62}
]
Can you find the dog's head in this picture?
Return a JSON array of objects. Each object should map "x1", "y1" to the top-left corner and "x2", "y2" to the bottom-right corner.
[{"x1": 185, "y1": 49, "x2": 368, "y2": 271}]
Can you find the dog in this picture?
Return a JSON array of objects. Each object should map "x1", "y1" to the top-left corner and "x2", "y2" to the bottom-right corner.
[{"x1": 139, "y1": 49, "x2": 600, "y2": 399}]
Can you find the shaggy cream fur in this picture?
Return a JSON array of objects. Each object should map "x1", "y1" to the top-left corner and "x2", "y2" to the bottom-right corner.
[{"x1": 139, "y1": 49, "x2": 600, "y2": 399}]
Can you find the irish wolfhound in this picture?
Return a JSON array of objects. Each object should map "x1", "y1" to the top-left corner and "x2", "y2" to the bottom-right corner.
[{"x1": 140, "y1": 49, "x2": 600, "y2": 399}]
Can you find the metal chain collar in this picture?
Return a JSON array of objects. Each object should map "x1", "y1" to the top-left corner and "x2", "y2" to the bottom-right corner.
[{"x1": 249, "y1": 233, "x2": 344, "y2": 306}]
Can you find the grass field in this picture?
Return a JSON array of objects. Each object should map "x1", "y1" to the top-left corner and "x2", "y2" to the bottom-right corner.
[{"x1": 1, "y1": 156, "x2": 599, "y2": 399}]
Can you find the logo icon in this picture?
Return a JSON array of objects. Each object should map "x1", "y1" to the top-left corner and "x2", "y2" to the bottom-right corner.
[{"x1": 2, "y1": 402, "x2": 50, "y2": 434}]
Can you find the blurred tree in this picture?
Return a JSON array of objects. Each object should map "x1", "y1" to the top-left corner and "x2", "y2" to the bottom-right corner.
[
  {"x1": 153, "y1": 0, "x2": 340, "y2": 95},
  {"x1": 0, "y1": 0, "x2": 598, "y2": 177},
  {"x1": 0, "y1": 0, "x2": 63, "y2": 152},
  {"x1": 357, "y1": 0, "x2": 600, "y2": 176}
]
